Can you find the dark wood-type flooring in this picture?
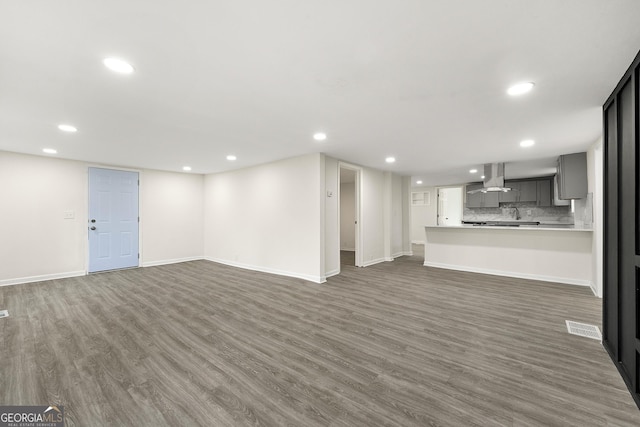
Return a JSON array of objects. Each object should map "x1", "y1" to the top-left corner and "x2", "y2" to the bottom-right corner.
[{"x1": 1, "y1": 247, "x2": 639, "y2": 426}]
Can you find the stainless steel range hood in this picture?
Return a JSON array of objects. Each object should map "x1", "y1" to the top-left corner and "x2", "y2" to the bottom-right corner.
[{"x1": 467, "y1": 163, "x2": 514, "y2": 194}]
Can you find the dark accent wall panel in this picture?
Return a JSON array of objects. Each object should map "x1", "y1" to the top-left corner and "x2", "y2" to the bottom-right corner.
[
  {"x1": 619, "y1": 78, "x2": 636, "y2": 380},
  {"x1": 604, "y1": 48, "x2": 640, "y2": 410},
  {"x1": 604, "y1": 102, "x2": 619, "y2": 357}
]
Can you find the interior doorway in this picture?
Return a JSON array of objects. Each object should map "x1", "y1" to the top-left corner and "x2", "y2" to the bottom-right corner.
[
  {"x1": 339, "y1": 164, "x2": 362, "y2": 267},
  {"x1": 437, "y1": 186, "x2": 463, "y2": 226}
]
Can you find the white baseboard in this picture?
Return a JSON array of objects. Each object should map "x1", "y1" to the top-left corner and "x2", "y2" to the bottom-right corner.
[
  {"x1": 0, "y1": 270, "x2": 86, "y2": 287},
  {"x1": 423, "y1": 261, "x2": 592, "y2": 287},
  {"x1": 340, "y1": 248, "x2": 355, "y2": 252},
  {"x1": 392, "y1": 251, "x2": 413, "y2": 259},
  {"x1": 411, "y1": 240, "x2": 425, "y2": 245},
  {"x1": 325, "y1": 269, "x2": 340, "y2": 279},
  {"x1": 361, "y1": 257, "x2": 386, "y2": 267},
  {"x1": 142, "y1": 256, "x2": 204, "y2": 268},
  {"x1": 392, "y1": 251, "x2": 413, "y2": 258},
  {"x1": 204, "y1": 257, "x2": 325, "y2": 284}
]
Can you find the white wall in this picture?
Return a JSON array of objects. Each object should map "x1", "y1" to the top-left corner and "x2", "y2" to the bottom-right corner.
[
  {"x1": 588, "y1": 138, "x2": 603, "y2": 297},
  {"x1": 0, "y1": 152, "x2": 87, "y2": 283},
  {"x1": 140, "y1": 169, "x2": 204, "y2": 266},
  {"x1": 361, "y1": 167, "x2": 386, "y2": 266},
  {"x1": 203, "y1": 153, "x2": 323, "y2": 283},
  {"x1": 2, "y1": 150, "x2": 410, "y2": 286},
  {"x1": 324, "y1": 156, "x2": 340, "y2": 277},
  {"x1": 0, "y1": 151, "x2": 205, "y2": 285},
  {"x1": 401, "y1": 176, "x2": 412, "y2": 255},
  {"x1": 410, "y1": 186, "x2": 437, "y2": 243},
  {"x1": 340, "y1": 182, "x2": 356, "y2": 250},
  {"x1": 390, "y1": 173, "x2": 404, "y2": 257}
]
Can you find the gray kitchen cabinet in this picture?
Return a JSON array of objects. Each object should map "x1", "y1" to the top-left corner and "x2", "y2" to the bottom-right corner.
[
  {"x1": 518, "y1": 181, "x2": 537, "y2": 202},
  {"x1": 499, "y1": 182, "x2": 518, "y2": 203},
  {"x1": 466, "y1": 184, "x2": 483, "y2": 207},
  {"x1": 484, "y1": 190, "x2": 499, "y2": 207},
  {"x1": 466, "y1": 184, "x2": 499, "y2": 207},
  {"x1": 557, "y1": 152, "x2": 587, "y2": 199},
  {"x1": 537, "y1": 178, "x2": 552, "y2": 207},
  {"x1": 499, "y1": 180, "x2": 536, "y2": 203}
]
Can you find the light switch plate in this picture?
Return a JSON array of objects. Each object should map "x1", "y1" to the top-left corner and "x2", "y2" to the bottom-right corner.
[
  {"x1": 327, "y1": 191, "x2": 334, "y2": 197},
  {"x1": 0, "y1": 310, "x2": 9, "y2": 319},
  {"x1": 63, "y1": 211, "x2": 75, "y2": 219}
]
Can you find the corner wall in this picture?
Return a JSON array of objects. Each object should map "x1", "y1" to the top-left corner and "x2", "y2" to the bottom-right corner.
[
  {"x1": 140, "y1": 169, "x2": 204, "y2": 266},
  {"x1": 203, "y1": 153, "x2": 323, "y2": 283}
]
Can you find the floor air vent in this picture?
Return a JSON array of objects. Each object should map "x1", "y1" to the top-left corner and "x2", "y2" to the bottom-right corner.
[
  {"x1": 565, "y1": 320, "x2": 601, "y2": 341},
  {"x1": 0, "y1": 310, "x2": 8, "y2": 319}
]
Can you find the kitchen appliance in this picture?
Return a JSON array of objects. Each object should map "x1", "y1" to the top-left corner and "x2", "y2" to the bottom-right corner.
[{"x1": 467, "y1": 163, "x2": 514, "y2": 194}]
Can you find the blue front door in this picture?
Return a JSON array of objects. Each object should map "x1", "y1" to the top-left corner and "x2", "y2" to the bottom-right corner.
[{"x1": 88, "y1": 167, "x2": 139, "y2": 273}]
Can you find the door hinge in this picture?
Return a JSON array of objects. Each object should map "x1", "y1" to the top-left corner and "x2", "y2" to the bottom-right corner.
[
  {"x1": 138, "y1": 180, "x2": 140, "y2": 186},
  {"x1": 138, "y1": 217, "x2": 140, "y2": 222},
  {"x1": 138, "y1": 253, "x2": 140, "y2": 259}
]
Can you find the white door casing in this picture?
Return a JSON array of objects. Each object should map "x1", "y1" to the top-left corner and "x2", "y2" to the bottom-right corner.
[
  {"x1": 88, "y1": 167, "x2": 140, "y2": 272},
  {"x1": 438, "y1": 187, "x2": 463, "y2": 226}
]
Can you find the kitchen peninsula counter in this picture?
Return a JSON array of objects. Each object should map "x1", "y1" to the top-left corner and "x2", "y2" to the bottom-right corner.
[
  {"x1": 423, "y1": 225, "x2": 593, "y2": 288},
  {"x1": 433, "y1": 224, "x2": 592, "y2": 231}
]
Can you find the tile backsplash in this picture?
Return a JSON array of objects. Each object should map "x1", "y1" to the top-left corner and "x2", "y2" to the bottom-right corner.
[{"x1": 464, "y1": 202, "x2": 574, "y2": 224}]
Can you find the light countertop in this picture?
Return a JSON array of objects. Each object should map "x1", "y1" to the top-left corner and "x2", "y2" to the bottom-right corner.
[{"x1": 425, "y1": 225, "x2": 593, "y2": 232}]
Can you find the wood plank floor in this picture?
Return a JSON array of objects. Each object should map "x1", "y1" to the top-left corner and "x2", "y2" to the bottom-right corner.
[{"x1": 1, "y1": 247, "x2": 639, "y2": 426}]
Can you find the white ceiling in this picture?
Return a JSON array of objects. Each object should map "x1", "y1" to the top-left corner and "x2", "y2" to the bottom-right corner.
[{"x1": 2, "y1": 1, "x2": 639, "y2": 186}]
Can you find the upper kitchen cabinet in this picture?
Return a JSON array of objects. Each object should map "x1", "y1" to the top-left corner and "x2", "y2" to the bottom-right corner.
[
  {"x1": 484, "y1": 191, "x2": 499, "y2": 207},
  {"x1": 537, "y1": 178, "x2": 552, "y2": 207},
  {"x1": 499, "y1": 179, "x2": 545, "y2": 204},
  {"x1": 557, "y1": 152, "x2": 587, "y2": 199},
  {"x1": 466, "y1": 184, "x2": 483, "y2": 207},
  {"x1": 466, "y1": 184, "x2": 499, "y2": 208},
  {"x1": 518, "y1": 181, "x2": 537, "y2": 202}
]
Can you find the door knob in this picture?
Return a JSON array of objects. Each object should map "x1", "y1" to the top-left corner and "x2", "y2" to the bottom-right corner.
[
  {"x1": 90, "y1": 226, "x2": 96, "y2": 230},
  {"x1": 90, "y1": 219, "x2": 96, "y2": 223}
]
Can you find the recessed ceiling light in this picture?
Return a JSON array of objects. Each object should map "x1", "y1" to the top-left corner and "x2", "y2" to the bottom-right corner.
[
  {"x1": 416, "y1": 180, "x2": 423, "y2": 184},
  {"x1": 313, "y1": 132, "x2": 327, "y2": 141},
  {"x1": 182, "y1": 166, "x2": 192, "y2": 171},
  {"x1": 226, "y1": 155, "x2": 237, "y2": 161},
  {"x1": 385, "y1": 157, "x2": 396, "y2": 163},
  {"x1": 481, "y1": 175, "x2": 485, "y2": 179},
  {"x1": 469, "y1": 169, "x2": 478, "y2": 173},
  {"x1": 507, "y1": 82, "x2": 535, "y2": 96},
  {"x1": 103, "y1": 57, "x2": 134, "y2": 74},
  {"x1": 520, "y1": 139, "x2": 535, "y2": 147},
  {"x1": 43, "y1": 148, "x2": 57, "y2": 154},
  {"x1": 58, "y1": 124, "x2": 77, "y2": 132}
]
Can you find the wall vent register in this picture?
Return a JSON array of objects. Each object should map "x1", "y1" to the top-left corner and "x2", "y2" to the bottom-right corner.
[{"x1": 565, "y1": 320, "x2": 601, "y2": 341}]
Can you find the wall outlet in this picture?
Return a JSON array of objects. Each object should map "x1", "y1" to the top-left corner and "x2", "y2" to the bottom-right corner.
[
  {"x1": 526, "y1": 209, "x2": 532, "y2": 216},
  {"x1": 327, "y1": 191, "x2": 334, "y2": 197},
  {"x1": 63, "y1": 211, "x2": 75, "y2": 219}
]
